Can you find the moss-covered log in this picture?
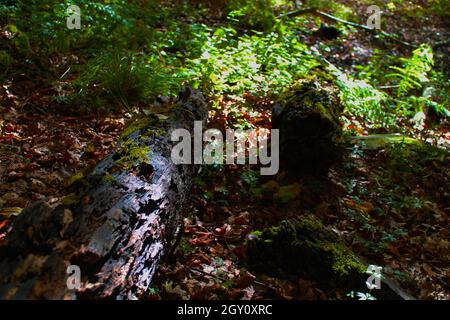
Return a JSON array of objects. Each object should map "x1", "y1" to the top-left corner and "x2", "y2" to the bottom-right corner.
[
  {"x1": 0, "y1": 87, "x2": 208, "y2": 300},
  {"x1": 246, "y1": 214, "x2": 413, "y2": 299},
  {"x1": 272, "y1": 79, "x2": 344, "y2": 172},
  {"x1": 247, "y1": 215, "x2": 366, "y2": 288}
]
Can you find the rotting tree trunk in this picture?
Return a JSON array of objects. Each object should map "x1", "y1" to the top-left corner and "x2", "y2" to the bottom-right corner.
[
  {"x1": 246, "y1": 215, "x2": 414, "y2": 300},
  {"x1": 247, "y1": 215, "x2": 366, "y2": 289},
  {"x1": 272, "y1": 79, "x2": 344, "y2": 173},
  {"x1": 0, "y1": 87, "x2": 208, "y2": 300}
]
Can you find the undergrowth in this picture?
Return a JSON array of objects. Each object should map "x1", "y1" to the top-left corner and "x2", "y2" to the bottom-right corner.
[{"x1": 1, "y1": 0, "x2": 448, "y2": 130}]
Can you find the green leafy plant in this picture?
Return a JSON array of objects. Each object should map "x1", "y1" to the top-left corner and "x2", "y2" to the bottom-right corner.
[
  {"x1": 347, "y1": 291, "x2": 377, "y2": 300},
  {"x1": 386, "y1": 44, "x2": 449, "y2": 118},
  {"x1": 329, "y1": 64, "x2": 395, "y2": 127},
  {"x1": 187, "y1": 27, "x2": 318, "y2": 98},
  {"x1": 227, "y1": 0, "x2": 284, "y2": 31},
  {"x1": 388, "y1": 44, "x2": 434, "y2": 97},
  {"x1": 73, "y1": 50, "x2": 183, "y2": 110}
]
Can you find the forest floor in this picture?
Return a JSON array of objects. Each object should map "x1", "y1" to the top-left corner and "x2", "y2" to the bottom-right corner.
[{"x1": 0, "y1": 0, "x2": 449, "y2": 299}]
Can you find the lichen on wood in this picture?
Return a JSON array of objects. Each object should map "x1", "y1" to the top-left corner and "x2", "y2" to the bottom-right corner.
[{"x1": 0, "y1": 87, "x2": 208, "y2": 300}]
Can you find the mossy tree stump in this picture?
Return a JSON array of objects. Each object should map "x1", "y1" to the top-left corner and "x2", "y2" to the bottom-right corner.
[
  {"x1": 246, "y1": 215, "x2": 366, "y2": 289},
  {"x1": 246, "y1": 215, "x2": 412, "y2": 299},
  {"x1": 272, "y1": 79, "x2": 344, "y2": 173}
]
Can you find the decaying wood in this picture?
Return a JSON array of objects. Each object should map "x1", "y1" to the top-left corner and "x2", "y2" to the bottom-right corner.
[
  {"x1": 247, "y1": 215, "x2": 365, "y2": 288},
  {"x1": 272, "y1": 79, "x2": 344, "y2": 173},
  {"x1": 0, "y1": 87, "x2": 208, "y2": 300},
  {"x1": 246, "y1": 215, "x2": 415, "y2": 299}
]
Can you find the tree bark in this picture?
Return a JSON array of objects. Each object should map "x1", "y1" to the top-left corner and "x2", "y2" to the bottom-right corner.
[
  {"x1": 272, "y1": 79, "x2": 344, "y2": 173},
  {"x1": 0, "y1": 87, "x2": 208, "y2": 300},
  {"x1": 246, "y1": 215, "x2": 415, "y2": 299}
]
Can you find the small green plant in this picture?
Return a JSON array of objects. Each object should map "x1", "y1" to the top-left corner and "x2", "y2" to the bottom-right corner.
[
  {"x1": 388, "y1": 44, "x2": 434, "y2": 97},
  {"x1": 329, "y1": 64, "x2": 395, "y2": 127},
  {"x1": 73, "y1": 50, "x2": 183, "y2": 110},
  {"x1": 386, "y1": 44, "x2": 449, "y2": 118},
  {"x1": 240, "y1": 170, "x2": 259, "y2": 188},
  {"x1": 347, "y1": 291, "x2": 377, "y2": 300},
  {"x1": 187, "y1": 27, "x2": 318, "y2": 98},
  {"x1": 226, "y1": 0, "x2": 284, "y2": 31},
  {"x1": 429, "y1": 0, "x2": 450, "y2": 18}
]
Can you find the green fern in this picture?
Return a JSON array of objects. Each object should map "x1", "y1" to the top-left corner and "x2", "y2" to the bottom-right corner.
[
  {"x1": 73, "y1": 50, "x2": 185, "y2": 110},
  {"x1": 387, "y1": 44, "x2": 434, "y2": 97}
]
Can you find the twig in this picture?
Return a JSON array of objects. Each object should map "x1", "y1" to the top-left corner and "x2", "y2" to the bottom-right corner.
[
  {"x1": 278, "y1": 7, "x2": 317, "y2": 18},
  {"x1": 377, "y1": 85, "x2": 400, "y2": 89},
  {"x1": 278, "y1": 7, "x2": 416, "y2": 48},
  {"x1": 433, "y1": 39, "x2": 450, "y2": 49}
]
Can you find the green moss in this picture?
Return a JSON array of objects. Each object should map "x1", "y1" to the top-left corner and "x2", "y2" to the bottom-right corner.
[
  {"x1": 114, "y1": 114, "x2": 169, "y2": 170},
  {"x1": 103, "y1": 172, "x2": 115, "y2": 183},
  {"x1": 278, "y1": 79, "x2": 343, "y2": 123},
  {"x1": 302, "y1": 96, "x2": 313, "y2": 108},
  {"x1": 120, "y1": 115, "x2": 166, "y2": 141},
  {"x1": 65, "y1": 171, "x2": 84, "y2": 187},
  {"x1": 120, "y1": 117, "x2": 155, "y2": 140},
  {"x1": 323, "y1": 242, "x2": 366, "y2": 276},
  {"x1": 116, "y1": 139, "x2": 152, "y2": 168},
  {"x1": 61, "y1": 193, "x2": 82, "y2": 206},
  {"x1": 246, "y1": 214, "x2": 365, "y2": 288},
  {"x1": 295, "y1": 214, "x2": 324, "y2": 231},
  {"x1": 261, "y1": 180, "x2": 279, "y2": 196},
  {"x1": 0, "y1": 50, "x2": 11, "y2": 77},
  {"x1": 273, "y1": 183, "x2": 302, "y2": 204},
  {"x1": 311, "y1": 69, "x2": 336, "y2": 83}
]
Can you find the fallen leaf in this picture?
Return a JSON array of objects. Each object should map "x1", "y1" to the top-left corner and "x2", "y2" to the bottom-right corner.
[
  {"x1": 0, "y1": 207, "x2": 23, "y2": 218},
  {"x1": 242, "y1": 286, "x2": 255, "y2": 300}
]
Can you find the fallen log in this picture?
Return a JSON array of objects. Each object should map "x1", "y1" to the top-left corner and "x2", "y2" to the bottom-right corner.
[
  {"x1": 246, "y1": 215, "x2": 415, "y2": 299},
  {"x1": 0, "y1": 87, "x2": 208, "y2": 300},
  {"x1": 246, "y1": 215, "x2": 366, "y2": 288}
]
